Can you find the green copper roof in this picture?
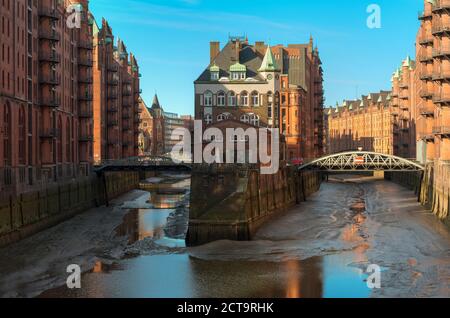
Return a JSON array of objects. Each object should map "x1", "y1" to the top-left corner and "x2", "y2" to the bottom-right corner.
[
  {"x1": 230, "y1": 62, "x2": 246, "y2": 72},
  {"x1": 210, "y1": 63, "x2": 220, "y2": 72},
  {"x1": 258, "y1": 46, "x2": 279, "y2": 72}
]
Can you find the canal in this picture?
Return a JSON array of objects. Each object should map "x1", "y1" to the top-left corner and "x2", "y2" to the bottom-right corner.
[{"x1": 0, "y1": 173, "x2": 449, "y2": 298}]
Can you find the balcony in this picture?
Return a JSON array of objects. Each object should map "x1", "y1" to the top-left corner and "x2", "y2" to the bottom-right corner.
[
  {"x1": 122, "y1": 113, "x2": 131, "y2": 120},
  {"x1": 432, "y1": 24, "x2": 450, "y2": 35},
  {"x1": 432, "y1": 0, "x2": 450, "y2": 12},
  {"x1": 420, "y1": 72, "x2": 433, "y2": 80},
  {"x1": 420, "y1": 89, "x2": 433, "y2": 98},
  {"x1": 419, "y1": 35, "x2": 434, "y2": 45},
  {"x1": 79, "y1": 92, "x2": 93, "y2": 101},
  {"x1": 107, "y1": 107, "x2": 118, "y2": 113},
  {"x1": 399, "y1": 93, "x2": 409, "y2": 100},
  {"x1": 399, "y1": 83, "x2": 409, "y2": 89},
  {"x1": 78, "y1": 74, "x2": 93, "y2": 84},
  {"x1": 78, "y1": 40, "x2": 93, "y2": 50},
  {"x1": 78, "y1": 109, "x2": 93, "y2": 118},
  {"x1": 40, "y1": 128, "x2": 60, "y2": 139},
  {"x1": 122, "y1": 89, "x2": 132, "y2": 96},
  {"x1": 400, "y1": 105, "x2": 409, "y2": 110},
  {"x1": 38, "y1": 5, "x2": 60, "y2": 20},
  {"x1": 432, "y1": 46, "x2": 450, "y2": 58},
  {"x1": 39, "y1": 75, "x2": 60, "y2": 86},
  {"x1": 78, "y1": 56, "x2": 93, "y2": 67},
  {"x1": 79, "y1": 133, "x2": 93, "y2": 142},
  {"x1": 433, "y1": 126, "x2": 450, "y2": 136},
  {"x1": 107, "y1": 92, "x2": 118, "y2": 100},
  {"x1": 39, "y1": 51, "x2": 61, "y2": 63},
  {"x1": 433, "y1": 93, "x2": 450, "y2": 104},
  {"x1": 39, "y1": 96, "x2": 61, "y2": 107},
  {"x1": 107, "y1": 64, "x2": 119, "y2": 72},
  {"x1": 432, "y1": 70, "x2": 450, "y2": 81},
  {"x1": 39, "y1": 29, "x2": 60, "y2": 41},
  {"x1": 419, "y1": 53, "x2": 433, "y2": 63},
  {"x1": 419, "y1": 106, "x2": 435, "y2": 116},
  {"x1": 108, "y1": 120, "x2": 118, "y2": 127},
  {"x1": 108, "y1": 78, "x2": 119, "y2": 86},
  {"x1": 123, "y1": 101, "x2": 132, "y2": 107}
]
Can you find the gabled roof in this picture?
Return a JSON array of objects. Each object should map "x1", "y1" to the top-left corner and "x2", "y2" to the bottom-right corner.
[
  {"x1": 195, "y1": 41, "x2": 266, "y2": 82},
  {"x1": 151, "y1": 94, "x2": 161, "y2": 109},
  {"x1": 258, "y1": 46, "x2": 279, "y2": 72}
]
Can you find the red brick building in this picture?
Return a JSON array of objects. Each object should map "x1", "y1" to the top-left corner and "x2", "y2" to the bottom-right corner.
[
  {"x1": 92, "y1": 18, "x2": 141, "y2": 163},
  {"x1": 194, "y1": 37, "x2": 324, "y2": 164},
  {"x1": 416, "y1": 0, "x2": 450, "y2": 163},
  {"x1": 0, "y1": 0, "x2": 94, "y2": 197}
]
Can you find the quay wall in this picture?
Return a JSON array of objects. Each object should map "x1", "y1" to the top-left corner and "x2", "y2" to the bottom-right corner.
[
  {"x1": 0, "y1": 171, "x2": 139, "y2": 248},
  {"x1": 186, "y1": 164, "x2": 321, "y2": 246},
  {"x1": 385, "y1": 161, "x2": 450, "y2": 225}
]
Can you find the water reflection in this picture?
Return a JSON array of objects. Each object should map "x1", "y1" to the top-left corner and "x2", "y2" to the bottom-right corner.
[{"x1": 115, "y1": 209, "x2": 174, "y2": 244}]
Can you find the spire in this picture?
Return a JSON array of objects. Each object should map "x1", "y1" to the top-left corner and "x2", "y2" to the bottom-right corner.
[
  {"x1": 151, "y1": 94, "x2": 161, "y2": 109},
  {"x1": 258, "y1": 46, "x2": 279, "y2": 72}
]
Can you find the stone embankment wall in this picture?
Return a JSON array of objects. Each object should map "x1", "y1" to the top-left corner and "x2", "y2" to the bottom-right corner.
[
  {"x1": 0, "y1": 171, "x2": 139, "y2": 247},
  {"x1": 385, "y1": 161, "x2": 450, "y2": 225},
  {"x1": 186, "y1": 164, "x2": 321, "y2": 246}
]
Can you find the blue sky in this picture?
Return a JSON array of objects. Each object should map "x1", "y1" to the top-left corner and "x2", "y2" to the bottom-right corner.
[{"x1": 89, "y1": 0, "x2": 423, "y2": 115}]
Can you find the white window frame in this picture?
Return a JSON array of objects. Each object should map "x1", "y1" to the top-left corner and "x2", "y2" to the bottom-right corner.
[
  {"x1": 204, "y1": 114, "x2": 212, "y2": 125},
  {"x1": 251, "y1": 92, "x2": 259, "y2": 107},
  {"x1": 240, "y1": 92, "x2": 248, "y2": 106},
  {"x1": 228, "y1": 92, "x2": 236, "y2": 106},
  {"x1": 240, "y1": 114, "x2": 250, "y2": 123},
  {"x1": 217, "y1": 92, "x2": 226, "y2": 106},
  {"x1": 204, "y1": 91, "x2": 213, "y2": 106}
]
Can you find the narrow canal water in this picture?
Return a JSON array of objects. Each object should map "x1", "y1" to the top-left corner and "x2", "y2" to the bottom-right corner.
[
  {"x1": 34, "y1": 174, "x2": 450, "y2": 298},
  {"x1": 0, "y1": 173, "x2": 449, "y2": 298}
]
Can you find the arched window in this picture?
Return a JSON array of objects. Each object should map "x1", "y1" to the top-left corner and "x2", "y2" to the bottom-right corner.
[
  {"x1": 66, "y1": 118, "x2": 71, "y2": 162},
  {"x1": 228, "y1": 91, "x2": 236, "y2": 106},
  {"x1": 240, "y1": 91, "x2": 248, "y2": 106},
  {"x1": 18, "y1": 106, "x2": 26, "y2": 164},
  {"x1": 250, "y1": 114, "x2": 260, "y2": 127},
  {"x1": 204, "y1": 91, "x2": 213, "y2": 106},
  {"x1": 240, "y1": 114, "x2": 250, "y2": 123},
  {"x1": 217, "y1": 113, "x2": 230, "y2": 122},
  {"x1": 251, "y1": 91, "x2": 259, "y2": 107},
  {"x1": 57, "y1": 116, "x2": 62, "y2": 163},
  {"x1": 204, "y1": 114, "x2": 212, "y2": 125},
  {"x1": 217, "y1": 91, "x2": 226, "y2": 106},
  {"x1": 3, "y1": 103, "x2": 11, "y2": 166}
]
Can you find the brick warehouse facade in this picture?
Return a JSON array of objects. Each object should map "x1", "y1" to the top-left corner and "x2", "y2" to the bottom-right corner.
[
  {"x1": 194, "y1": 36, "x2": 324, "y2": 163},
  {"x1": 417, "y1": 0, "x2": 450, "y2": 162},
  {"x1": 327, "y1": 57, "x2": 417, "y2": 159},
  {"x1": 0, "y1": 0, "x2": 141, "y2": 197},
  {"x1": 92, "y1": 18, "x2": 141, "y2": 163}
]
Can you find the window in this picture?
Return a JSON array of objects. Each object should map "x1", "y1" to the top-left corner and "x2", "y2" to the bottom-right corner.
[
  {"x1": 240, "y1": 91, "x2": 248, "y2": 106},
  {"x1": 4, "y1": 102, "x2": 11, "y2": 166},
  {"x1": 211, "y1": 72, "x2": 219, "y2": 80},
  {"x1": 204, "y1": 91, "x2": 213, "y2": 106},
  {"x1": 250, "y1": 114, "x2": 260, "y2": 127},
  {"x1": 18, "y1": 106, "x2": 25, "y2": 164},
  {"x1": 217, "y1": 113, "x2": 230, "y2": 121},
  {"x1": 228, "y1": 91, "x2": 236, "y2": 106},
  {"x1": 217, "y1": 91, "x2": 225, "y2": 106},
  {"x1": 251, "y1": 91, "x2": 259, "y2": 106},
  {"x1": 66, "y1": 119, "x2": 71, "y2": 162},
  {"x1": 240, "y1": 114, "x2": 250, "y2": 123},
  {"x1": 204, "y1": 114, "x2": 212, "y2": 125}
]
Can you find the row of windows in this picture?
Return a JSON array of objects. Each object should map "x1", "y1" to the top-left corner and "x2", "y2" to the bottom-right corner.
[
  {"x1": 203, "y1": 91, "x2": 275, "y2": 107},
  {"x1": 204, "y1": 113, "x2": 260, "y2": 126}
]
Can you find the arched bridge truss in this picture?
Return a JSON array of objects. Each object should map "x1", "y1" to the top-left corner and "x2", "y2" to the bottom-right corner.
[
  {"x1": 94, "y1": 155, "x2": 192, "y2": 174},
  {"x1": 299, "y1": 151, "x2": 424, "y2": 172}
]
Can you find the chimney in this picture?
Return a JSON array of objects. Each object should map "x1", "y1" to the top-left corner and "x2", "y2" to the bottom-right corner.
[
  {"x1": 234, "y1": 40, "x2": 241, "y2": 62},
  {"x1": 255, "y1": 41, "x2": 265, "y2": 56},
  {"x1": 210, "y1": 41, "x2": 220, "y2": 64}
]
